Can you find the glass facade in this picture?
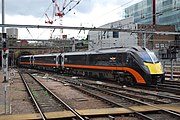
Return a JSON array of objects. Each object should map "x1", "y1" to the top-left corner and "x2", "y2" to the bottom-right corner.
[{"x1": 125, "y1": 0, "x2": 180, "y2": 31}]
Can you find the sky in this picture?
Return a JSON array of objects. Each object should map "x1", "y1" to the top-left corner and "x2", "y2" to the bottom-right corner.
[{"x1": 0, "y1": 0, "x2": 143, "y2": 39}]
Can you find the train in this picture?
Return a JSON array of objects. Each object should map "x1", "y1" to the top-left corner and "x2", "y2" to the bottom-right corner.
[{"x1": 19, "y1": 46, "x2": 165, "y2": 85}]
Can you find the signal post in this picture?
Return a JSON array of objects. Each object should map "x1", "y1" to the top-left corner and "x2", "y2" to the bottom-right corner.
[
  {"x1": 2, "y1": 0, "x2": 8, "y2": 83},
  {"x1": 2, "y1": 33, "x2": 8, "y2": 82}
]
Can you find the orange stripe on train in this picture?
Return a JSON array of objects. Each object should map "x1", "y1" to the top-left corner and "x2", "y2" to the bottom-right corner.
[
  {"x1": 64, "y1": 64, "x2": 146, "y2": 84},
  {"x1": 20, "y1": 62, "x2": 146, "y2": 84}
]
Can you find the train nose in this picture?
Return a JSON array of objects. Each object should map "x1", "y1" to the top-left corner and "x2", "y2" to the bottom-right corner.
[{"x1": 144, "y1": 62, "x2": 163, "y2": 74}]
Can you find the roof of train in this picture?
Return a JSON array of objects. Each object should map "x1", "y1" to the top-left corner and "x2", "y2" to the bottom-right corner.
[
  {"x1": 20, "y1": 53, "x2": 61, "y2": 58},
  {"x1": 62, "y1": 46, "x2": 146, "y2": 55},
  {"x1": 20, "y1": 55, "x2": 33, "y2": 58},
  {"x1": 33, "y1": 53, "x2": 61, "y2": 57},
  {"x1": 20, "y1": 46, "x2": 147, "y2": 57}
]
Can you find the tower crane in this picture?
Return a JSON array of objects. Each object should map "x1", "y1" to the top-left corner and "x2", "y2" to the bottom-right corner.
[{"x1": 45, "y1": 0, "x2": 81, "y2": 25}]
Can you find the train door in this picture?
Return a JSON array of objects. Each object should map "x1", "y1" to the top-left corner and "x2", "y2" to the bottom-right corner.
[
  {"x1": 125, "y1": 53, "x2": 136, "y2": 85},
  {"x1": 56, "y1": 54, "x2": 59, "y2": 68},
  {"x1": 61, "y1": 54, "x2": 64, "y2": 69},
  {"x1": 29, "y1": 56, "x2": 32, "y2": 66},
  {"x1": 32, "y1": 56, "x2": 35, "y2": 67}
]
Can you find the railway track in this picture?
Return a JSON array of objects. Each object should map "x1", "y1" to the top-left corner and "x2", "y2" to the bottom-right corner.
[
  {"x1": 80, "y1": 80, "x2": 180, "y2": 104},
  {"x1": 165, "y1": 71, "x2": 180, "y2": 80},
  {"x1": 141, "y1": 85, "x2": 180, "y2": 96},
  {"x1": 48, "y1": 74, "x2": 180, "y2": 120},
  {"x1": 33, "y1": 69, "x2": 180, "y2": 103},
  {"x1": 32, "y1": 69, "x2": 180, "y2": 99},
  {"x1": 164, "y1": 80, "x2": 180, "y2": 86},
  {"x1": 19, "y1": 71, "x2": 85, "y2": 120},
  {"x1": 157, "y1": 83, "x2": 180, "y2": 89},
  {"x1": 58, "y1": 74, "x2": 180, "y2": 103},
  {"x1": 20, "y1": 69, "x2": 180, "y2": 119}
]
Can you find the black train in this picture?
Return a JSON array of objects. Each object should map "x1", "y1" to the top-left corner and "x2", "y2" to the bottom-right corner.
[{"x1": 20, "y1": 46, "x2": 165, "y2": 85}]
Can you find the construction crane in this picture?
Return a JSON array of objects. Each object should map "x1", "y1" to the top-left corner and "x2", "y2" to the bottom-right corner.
[{"x1": 45, "y1": 0, "x2": 81, "y2": 25}]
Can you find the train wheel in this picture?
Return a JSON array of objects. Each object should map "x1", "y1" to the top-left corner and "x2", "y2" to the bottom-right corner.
[{"x1": 125, "y1": 76, "x2": 136, "y2": 86}]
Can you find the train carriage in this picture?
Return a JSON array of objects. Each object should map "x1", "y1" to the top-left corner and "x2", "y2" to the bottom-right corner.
[
  {"x1": 19, "y1": 55, "x2": 33, "y2": 68},
  {"x1": 33, "y1": 53, "x2": 61, "y2": 71},
  {"x1": 20, "y1": 53, "x2": 62, "y2": 72},
  {"x1": 62, "y1": 47, "x2": 164, "y2": 85},
  {"x1": 19, "y1": 46, "x2": 165, "y2": 85}
]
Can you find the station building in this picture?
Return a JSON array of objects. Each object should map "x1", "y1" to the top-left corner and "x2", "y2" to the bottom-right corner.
[
  {"x1": 88, "y1": 17, "x2": 138, "y2": 50},
  {"x1": 87, "y1": 17, "x2": 175, "y2": 52}
]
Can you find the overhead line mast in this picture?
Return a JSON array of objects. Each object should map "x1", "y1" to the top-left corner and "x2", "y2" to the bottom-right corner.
[{"x1": 152, "y1": 0, "x2": 156, "y2": 25}]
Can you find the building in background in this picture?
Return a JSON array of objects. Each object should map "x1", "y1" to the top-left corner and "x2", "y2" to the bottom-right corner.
[
  {"x1": 124, "y1": 0, "x2": 179, "y2": 58},
  {"x1": 6, "y1": 28, "x2": 18, "y2": 39},
  {"x1": 88, "y1": 17, "x2": 138, "y2": 50},
  {"x1": 6, "y1": 28, "x2": 18, "y2": 46},
  {"x1": 125, "y1": 0, "x2": 180, "y2": 31},
  {"x1": 136, "y1": 24, "x2": 175, "y2": 55},
  {"x1": 88, "y1": 17, "x2": 175, "y2": 52}
]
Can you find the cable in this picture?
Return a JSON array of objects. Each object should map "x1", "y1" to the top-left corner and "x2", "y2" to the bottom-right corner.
[
  {"x1": 26, "y1": 27, "x2": 34, "y2": 39},
  {"x1": 90, "y1": 0, "x2": 138, "y2": 23},
  {"x1": 63, "y1": 0, "x2": 81, "y2": 15},
  {"x1": 38, "y1": 2, "x2": 53, "y2": 22},
  {"x1": 50, "y1": 28, "x2": 56, "y2": 38},
  {"x1": 63, "y1": 0, "x2": 73, "y2": 11}
]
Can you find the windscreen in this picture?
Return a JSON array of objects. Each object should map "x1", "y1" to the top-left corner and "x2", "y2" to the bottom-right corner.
[
  {"x1": 138, "y1": 51, "x2": 159, "y2": 63},
  {"x1": 148, "y1": 51, "x2": 159, "y2": 63}
]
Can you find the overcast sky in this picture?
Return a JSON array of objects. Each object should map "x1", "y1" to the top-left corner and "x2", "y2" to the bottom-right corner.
[{"x1": 1, "y1": 0, "x2": 142, "y2": 39}]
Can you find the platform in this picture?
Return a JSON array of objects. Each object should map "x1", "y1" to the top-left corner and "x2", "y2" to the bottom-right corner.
[{"x1": 0, "y1": 104, "x2": 179, "y2": 120}]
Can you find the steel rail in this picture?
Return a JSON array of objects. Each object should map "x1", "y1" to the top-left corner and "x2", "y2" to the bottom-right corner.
[
  {"x1": 87, "y1": 81, "x2": 180, "y2": 101},
  {"x1": 63, "y1": 79, "x2": 180, "y2": 118},
  {"x1": 28, "y1": 73, "x2": 85, "y2": 120},
  {"x1": 150, "y1": 85, "x2": 180, "y2": 95},
  {"x1": 71, "y1": 84, "x2": 155, "y2": 120},
  {"x1": 157, "y1": 83, "x2": 180, "y2": 89},
  {"x1": 19, "y1": 72, "x2": 47, "y2": 120},
  {"x1": 89, "y1": 84, "x2": 180, "y2": 118},
  {"x1": 58, "y1": 79, "x2": 155, "y2": 120}
]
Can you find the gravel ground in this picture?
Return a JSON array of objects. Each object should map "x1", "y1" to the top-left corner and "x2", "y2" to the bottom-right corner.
[
  {"x1": 34, "y1": 74, "x2": 139, "y2": 120},
  {"x1": 1, "y1": 69, "x2": 168, "y2": 120},
  {"x1": 3, "y1": 69, "x2": 35, "y2": 115},
  {"x1": 0, "y1": 69, "x2": 125, "y2": 117},
  {"x1": 35, "y1": 75, "x2": 112, "y2": 110},
  {"x1": 0, "y1": 70, "x2": 35, "y2": 114}
]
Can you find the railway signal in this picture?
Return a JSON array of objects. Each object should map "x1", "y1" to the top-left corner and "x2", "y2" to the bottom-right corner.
[
  {"x1": 2, "y1": 41, "x2": 7, "y2": 59},
  {"x1": 2, "y1": 33, "x2": 8, "y2": 82}
]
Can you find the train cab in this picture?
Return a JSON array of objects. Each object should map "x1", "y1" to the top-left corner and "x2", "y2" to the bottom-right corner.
[{"x1": 137, "y1": 48, "x2": 164, "y2": 84}]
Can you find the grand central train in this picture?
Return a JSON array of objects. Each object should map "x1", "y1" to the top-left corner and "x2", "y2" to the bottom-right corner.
[{"x1": 19, "y1": 47, "x2": 165, "y2": 85}]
